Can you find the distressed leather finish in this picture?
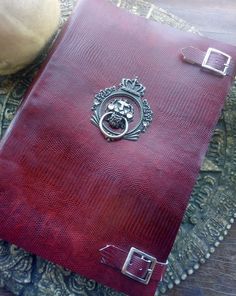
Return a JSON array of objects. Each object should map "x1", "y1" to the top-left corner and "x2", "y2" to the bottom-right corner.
[{"x1": 0, "y1": 0, "x2": 236, "y2": 295}]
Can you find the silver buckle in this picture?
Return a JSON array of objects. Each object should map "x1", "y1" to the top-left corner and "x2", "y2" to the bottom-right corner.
[
  {"x1": 202, "y1": 47, "x2": 231, "y2": 76},
  {"x1": 121, "y1": 247, "x2": 157, "y2": 285}
]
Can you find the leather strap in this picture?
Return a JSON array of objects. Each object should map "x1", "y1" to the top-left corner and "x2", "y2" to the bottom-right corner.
[
  {"x1": 99, "y1": 245, "x2": 167, "y2": 283},
  {"x1": 181, "y1": 46, "x2": 235, "y2": 77}
]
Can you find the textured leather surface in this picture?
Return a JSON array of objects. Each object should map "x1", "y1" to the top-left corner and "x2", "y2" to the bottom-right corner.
[{"x1": 0, "y1": 0, "x2": 236, "y2": 295}]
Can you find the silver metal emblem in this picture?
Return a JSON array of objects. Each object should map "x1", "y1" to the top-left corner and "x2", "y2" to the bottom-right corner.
[{"x1": 91, "y1": 77, "x2": 153, "y2": 141}]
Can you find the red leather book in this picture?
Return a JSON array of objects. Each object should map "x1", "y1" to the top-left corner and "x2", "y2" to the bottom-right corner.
[{"x1": 0, "y1": 0, "x2": 236, "y2": 295}]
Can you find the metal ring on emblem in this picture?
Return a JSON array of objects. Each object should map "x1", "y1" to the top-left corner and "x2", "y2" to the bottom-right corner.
[
  {"x1": 91, "y1": 77, "x2": 153, "y2": 142},
  {"x1": 99, "y1": 112, "x2": 129, "y2": 139}
]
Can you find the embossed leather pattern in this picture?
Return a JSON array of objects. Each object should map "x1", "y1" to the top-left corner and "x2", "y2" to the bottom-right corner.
[{"x1": 0, "y1": 0, "x2": 236, "y2": 295}]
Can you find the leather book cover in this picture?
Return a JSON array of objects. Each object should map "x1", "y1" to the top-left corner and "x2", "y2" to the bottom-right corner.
[{"x1": 0, "y1": 0, "x2": 236, "y2": 295}]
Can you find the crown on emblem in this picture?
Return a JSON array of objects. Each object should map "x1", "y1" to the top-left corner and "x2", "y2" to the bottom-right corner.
[{"x1": 120, "y1": 77, "x2": 145, "y2": 97}]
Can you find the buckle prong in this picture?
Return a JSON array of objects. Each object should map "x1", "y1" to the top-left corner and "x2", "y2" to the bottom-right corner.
[
  {"x1": 121, "y1": 247, "x2": 157, "y2": 285},
  {"x1": 202, "y1": 47, "x2": 232, "y2": 76}
]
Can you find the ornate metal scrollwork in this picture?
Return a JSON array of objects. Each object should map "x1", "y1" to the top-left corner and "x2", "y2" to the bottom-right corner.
[{"x1": 91, "y1": 77, "x2": 153, "y2": 141}]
